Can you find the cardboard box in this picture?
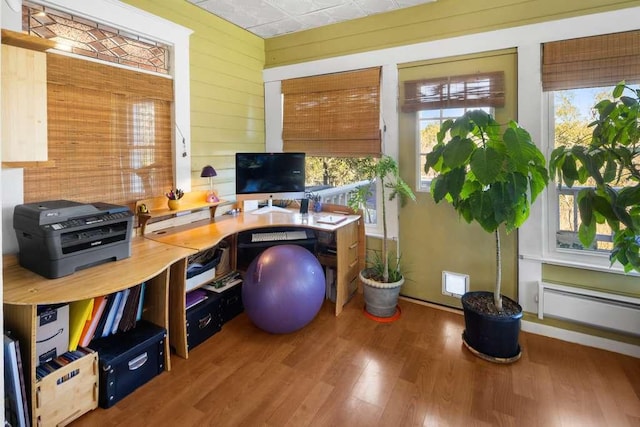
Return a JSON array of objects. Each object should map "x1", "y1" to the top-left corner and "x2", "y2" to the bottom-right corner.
[{"x1": 36, "y1": 304, "x2": 70, "y2": 365}]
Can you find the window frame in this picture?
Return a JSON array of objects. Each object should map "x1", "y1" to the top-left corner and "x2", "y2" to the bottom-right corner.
[
  {"x1": 414, "y1": 106, "x2": 494, "y2": 192},
  {"x1": 543, "y1": 91, "x2": 628, "y2": 272}
]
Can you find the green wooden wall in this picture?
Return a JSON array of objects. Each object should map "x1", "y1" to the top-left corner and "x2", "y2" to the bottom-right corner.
[
  {"x1": 265, "y1": 0, "x2": 640, "y2": 67},
  {"x1": 122, "y1": 0, "x2": 265, "y2": 200}
]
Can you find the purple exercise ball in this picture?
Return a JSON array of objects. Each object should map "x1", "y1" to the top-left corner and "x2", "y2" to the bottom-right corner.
[{"x1": 242, "y1": 245, "x2": 325, "y2": 334}]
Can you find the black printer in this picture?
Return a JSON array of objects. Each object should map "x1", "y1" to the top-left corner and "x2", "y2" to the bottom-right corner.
[{"x1": 14, "y1": 200, "x2": 134, "y2": 279}]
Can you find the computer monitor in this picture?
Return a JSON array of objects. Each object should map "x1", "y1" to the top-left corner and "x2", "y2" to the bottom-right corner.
[{"x1": 235, "y1": 152, "x2": 306, "y2": 214}]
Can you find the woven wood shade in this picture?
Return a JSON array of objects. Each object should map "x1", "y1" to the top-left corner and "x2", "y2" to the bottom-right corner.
[
  {"x1": 542, "y1": 30, "x2": 640, "y2": 91},
  {"x1": 23, "y1": 53, "x2": 174, "y2": 208},
  {"x1": 282, "y1": 67, "x2": 381, "y2": 157},
  {"x1": 402, "y1": 71, "x2": 504, "y2": 112}
]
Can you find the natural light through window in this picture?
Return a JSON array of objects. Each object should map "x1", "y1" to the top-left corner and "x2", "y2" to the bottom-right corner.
[
  {"x1": 551, "y1": 85, "x2": 639, "y2": 254},
  {"x1": 417, "y1": 107, "x2": 492, "y2": 191}
]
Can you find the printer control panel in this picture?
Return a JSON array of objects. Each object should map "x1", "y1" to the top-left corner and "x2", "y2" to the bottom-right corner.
[{"x1": 46, "y1": 211, "x2": 132, "y2": 231}]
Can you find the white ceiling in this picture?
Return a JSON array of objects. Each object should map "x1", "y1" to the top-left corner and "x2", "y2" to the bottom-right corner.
[{"x1": 188, "y1": 0, "x2": 437, "y2": 38}]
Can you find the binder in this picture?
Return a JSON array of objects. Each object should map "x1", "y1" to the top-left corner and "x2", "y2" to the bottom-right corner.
[
  {"x1": 68, "y1": 298, "x2": 94, "y2": 351},
  {"x1": 111, "y1": 288, "x2": 130, "y2": 335},
  {"x1": 79, "y1": 296, "x2": 108, "y2": 348},
  {"x1": 101, "y1": 291, "x2": 123, "y2": 338}
]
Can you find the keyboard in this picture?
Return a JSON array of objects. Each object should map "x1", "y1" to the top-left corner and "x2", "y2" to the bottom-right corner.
[{"x1": 251, "y1": 230, "x2": 309, "y2": 243}]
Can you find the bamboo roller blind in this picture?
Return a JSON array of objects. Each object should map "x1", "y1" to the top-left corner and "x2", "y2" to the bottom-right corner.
[
  {"x1": 402, "y1": 71, "x2": 505, "y2": 112},
  {"x1": 282, "y1": 67, "x2": 381, "y2": 157},
  {"x1": 542, "y1": 30, "x2": 640, "y2": 91},
  {"x1": 24, "y1": 53, "x2": 174, "y2": 208}
]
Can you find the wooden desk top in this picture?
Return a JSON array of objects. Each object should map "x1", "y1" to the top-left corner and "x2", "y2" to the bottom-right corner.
[
  {"x1": 3, "y1": 237, "x2": 195, "y2": 305},
  {"x1": 145, "y1": 210, "x2": 360, "y2": 252}
]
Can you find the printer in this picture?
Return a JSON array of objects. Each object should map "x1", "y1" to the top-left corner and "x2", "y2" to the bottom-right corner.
[{"x1": 14, "y1": 200, "x2": 134, "y2": 279}]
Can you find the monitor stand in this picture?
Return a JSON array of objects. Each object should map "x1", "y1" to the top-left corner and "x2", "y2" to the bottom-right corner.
[{"x1": 250, "y1": 199, "x2": 292, "y2": 215}]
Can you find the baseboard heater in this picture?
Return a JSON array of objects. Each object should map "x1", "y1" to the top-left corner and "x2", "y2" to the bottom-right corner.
[{"x1": 538, "y1": 281, "x2": 640, "y2": 336}]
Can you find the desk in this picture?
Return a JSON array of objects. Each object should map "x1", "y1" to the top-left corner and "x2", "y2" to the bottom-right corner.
[{"x1": 144, "y1": 209, "x2": 363, "y2": 358}]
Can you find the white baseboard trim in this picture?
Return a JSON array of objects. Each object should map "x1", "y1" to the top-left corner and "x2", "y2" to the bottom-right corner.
[{"x1": 522, "y1": 320, "x2": 640, "y2": 359}]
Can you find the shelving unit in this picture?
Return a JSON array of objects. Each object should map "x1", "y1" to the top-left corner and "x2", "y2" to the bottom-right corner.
[{"x1": 3, "y1": 237, "x2": 194, "y2": 425}]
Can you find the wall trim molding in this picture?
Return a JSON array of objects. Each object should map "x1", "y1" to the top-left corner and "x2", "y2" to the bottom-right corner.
[{"x1": 522, "y1": 320, "x2": 640, "y2": 359}]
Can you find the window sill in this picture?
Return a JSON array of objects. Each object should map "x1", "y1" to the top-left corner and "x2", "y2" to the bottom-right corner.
[{"x1": 520, "y1": 252, "x2": 638, "y2": 277}]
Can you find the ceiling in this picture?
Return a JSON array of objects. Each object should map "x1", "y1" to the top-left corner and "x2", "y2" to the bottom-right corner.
[{"x1": 187, "y1": 0, "x2": 437, "y2": 39}]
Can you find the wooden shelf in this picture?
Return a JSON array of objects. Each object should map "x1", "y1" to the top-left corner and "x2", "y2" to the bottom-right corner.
[
  {"x1": 136, "y1": 190, "x2": 226, "y2": 235},
  {"x1": 3, "y1": 237, "x2": 194, "y2": 305},
  {"x1": 1, "y1": 29, "x2": 55, "y2": 51}
]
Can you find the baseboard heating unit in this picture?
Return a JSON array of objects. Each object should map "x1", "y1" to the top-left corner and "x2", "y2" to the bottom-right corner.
[{"x1": 538, "y1": 282, "x2": 640, "y2": 336}]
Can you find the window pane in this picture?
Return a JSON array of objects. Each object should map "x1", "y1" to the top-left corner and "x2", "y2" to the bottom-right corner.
[
  {"x1": 305, "y1": 157, "x2": 377, "y2": 224},
  {"x1": 23, "y1": 1, "x2": 170, "y2": 74},
  {"x1": 551, "y1": 85, "x2": 638, "y2": 253},
  {"x1": 417, "y1": 107, "x2": 493, "y2": 191}
]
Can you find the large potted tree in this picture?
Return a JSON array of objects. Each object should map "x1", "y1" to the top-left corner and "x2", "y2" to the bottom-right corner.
[
  {"x1": 350, "y1": 155, "x2": 416, "y2": 318},
  {"x1": 550, "y1": 82, "x2": 640, "y2": 273},
  {"x1": 426, "y1": 110, "x2": 549, "y2": 362}
]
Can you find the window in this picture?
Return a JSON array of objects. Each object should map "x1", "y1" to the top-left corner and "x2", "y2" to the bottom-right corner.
[
  {"x1": 402, "y1": 72, "x2": 504, "y2": 191},
  {"x1": 282, "y1": 68, "x2": 381, "y2": 222},
  {"x1": 542, "y1": 30, "x2": 640, "y2": 265},
  {"x1": 23, "y1": 1, "x2": 170, "y2": 74},
  {"x1": 416, "y1": 107, "x2": 492, "y2": 190},
  {"x1": 305, "y1": 156, "x2": 376, "y2": 222},
  {"x1": 23, "y1": 53, "x2": 174, "y2": 207}
]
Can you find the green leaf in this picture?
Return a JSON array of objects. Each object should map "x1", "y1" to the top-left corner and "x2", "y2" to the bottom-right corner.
[
  {"x1": 442, "y1": 137, "x2": 474, "y2": 169},
  {"x1": 425, "y1": 144, "x2": 445, "y2": 172},
  {"x1": 450, "y1": 115, "x2": 471, "y2": 139},
  {"x1": 603, "y1": 159, "x2": 617, "y2": 183},
  {"x1": 470, "y1": 146, "x2": 503, "y2": 185},
  {"x1": 444, "y1": 167, "x2": 466, "y2": 202},
  {"x1": 620, "y1": 96, "x2": 638, "y2": 107},
  {"x1": 560, "y1": 155, "x2": 578, "y2": 185},
  {"x1": 503, "y1": 126, "x2": 541, "y2": 169},
  {"x1": 613, "y1": 82, "x2": 625, "y2": 98},
  {"x1": 437, "y1": 120, "x2": 454, "y2": 144},
  {"x1": 467, "y1": 110, "x2": 490, "y2": 129},
  {"x1": 577, "y1": 189, "x2": 594, "y2": 227},
  {"x1": 431, "y1": 176, "x2": 448, "y2": 203},
  {"x1": 530, "y1": 166, "x2": 549, "y2": 203},
  {"x1": 578, "y1": 221, "x2": 596, "y2": 249},
  {"x1": 617, "y1": 185, "x2": 640, "y2": 207},
  {"x1": 591, "y1": 194, "x2": 617, "y2": 221}
]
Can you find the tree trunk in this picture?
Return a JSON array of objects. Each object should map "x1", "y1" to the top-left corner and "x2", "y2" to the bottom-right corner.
[
  {"x1": 381, "y1": 177, "x2": 389, "y2": 283},
  {"x1": 494, "y1": 229, "x2": 503, "y2": 310}
]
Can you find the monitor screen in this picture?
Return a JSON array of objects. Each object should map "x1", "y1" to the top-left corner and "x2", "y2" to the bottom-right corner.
[{"x1": 235, "y1": 152, "x2": 306, "y2": 204}]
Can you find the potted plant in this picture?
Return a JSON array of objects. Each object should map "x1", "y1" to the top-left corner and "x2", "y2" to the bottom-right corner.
[
  {"x1": 351, "y1": 155, "x2": 416, "y2": 318},
  {"x1": 165, "y1": 188, "x2": 184, "y2": 210},
  {"x1": 425, "y1": 110, "x2": 549, "y2": 362},
  {"x1": 549, "y1": 82, "x2": 640, "y2": 273}
]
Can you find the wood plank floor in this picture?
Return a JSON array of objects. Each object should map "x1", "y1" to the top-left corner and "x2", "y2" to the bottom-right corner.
[{"x1": 71, "y1": 294, "x2": 640, "y2": 426}]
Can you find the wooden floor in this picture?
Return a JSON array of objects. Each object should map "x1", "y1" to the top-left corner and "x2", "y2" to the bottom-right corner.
[{"x1": 71, "y1": 294, "x2": 640, "y2": 427}]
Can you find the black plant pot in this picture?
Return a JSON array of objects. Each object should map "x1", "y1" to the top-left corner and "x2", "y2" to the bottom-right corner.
[{"x1": 461, "y1": 291, "x2": 523, "y2": 363}]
